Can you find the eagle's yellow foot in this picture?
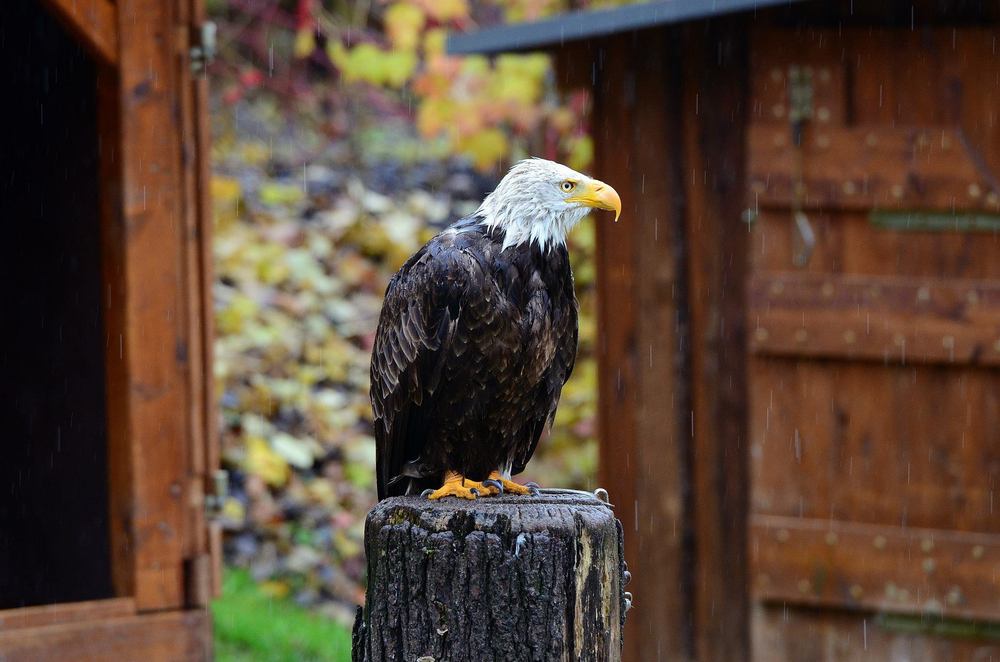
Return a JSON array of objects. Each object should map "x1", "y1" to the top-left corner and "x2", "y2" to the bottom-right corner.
[
  {"x1": 487, "y1": 472, "x2": 540, "y2": 496},
  {"x1": 423, "y1": 472, "x2": 500, "y2": 500}
]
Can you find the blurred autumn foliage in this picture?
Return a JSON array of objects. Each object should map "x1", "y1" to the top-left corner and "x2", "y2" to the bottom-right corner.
[
  {"x1": 209, "y1": 0, "x2": 635, "y2": 626},
  {"x1": 206, "y1": 0, "x2": 615, "y2": 170}
]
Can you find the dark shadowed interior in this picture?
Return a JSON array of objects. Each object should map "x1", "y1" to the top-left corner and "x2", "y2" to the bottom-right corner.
[{"x1": 0, "y1": 0, "x2": 113, "y2": 608}]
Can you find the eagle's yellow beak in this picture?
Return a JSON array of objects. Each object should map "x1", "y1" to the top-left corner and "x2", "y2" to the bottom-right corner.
[{"x1": 567, "y1": 179, "x2": 622, "y2": 222}]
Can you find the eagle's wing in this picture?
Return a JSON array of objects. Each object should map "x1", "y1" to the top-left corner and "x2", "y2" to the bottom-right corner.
[
  {"x1": 370, "y1": 240, "x2": 487, "y2": 499},
  {"x1": 511, "y1": 289, "x2": 579, "y2": 476}
]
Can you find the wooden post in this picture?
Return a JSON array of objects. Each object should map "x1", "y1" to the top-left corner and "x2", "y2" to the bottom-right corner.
[{"x1": 352, "y1": 490, "x2": 628, "y2": 662}]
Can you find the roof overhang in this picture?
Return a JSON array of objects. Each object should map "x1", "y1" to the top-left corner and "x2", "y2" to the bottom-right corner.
[{"x1": 447, "y1": 0, "x2": 807, "y2": 55}]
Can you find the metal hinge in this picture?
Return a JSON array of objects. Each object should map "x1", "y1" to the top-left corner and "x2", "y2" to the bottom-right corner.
[
  {"x1": 788, "y1": 64, "x2": 816, "y2": 267},
  {"x1": 205, "y1": 468, "x2": 229, "y2": 520},
  {"x1": 190, "y1": 21, "x2": 217, "y2": 74}
]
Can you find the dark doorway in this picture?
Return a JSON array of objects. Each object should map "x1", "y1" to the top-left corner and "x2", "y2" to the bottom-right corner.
[{"x1": 0, "y1": 0, "x2": 113, "y2": 608}]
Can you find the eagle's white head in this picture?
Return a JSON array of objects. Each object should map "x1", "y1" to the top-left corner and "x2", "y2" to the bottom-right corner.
[{"x1": 476, "y1": 158, "x2": 622, "y2": 251}]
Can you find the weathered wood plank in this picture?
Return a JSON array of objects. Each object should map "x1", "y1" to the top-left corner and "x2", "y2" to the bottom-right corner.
[
  {"x1": 752, "y1": 604, "x2": 1000, "y2": 662},
  {"x1": 0, "y1": 610, "x2": 209, "y2": 661},
  {"x1": 592, "y1": 30, "x2": 690, "y2": 662},
  {"x1": 749, "y1": 360, "x2": 1000, "y2": 534},
  {"x1": 682, "y1": 19, "x2": 751, "y2": 662},
  {"x1": 116, "y1": 0, "x2": 190, "y2": 610},
  {"x1": 97, "y1": 62, "x2": 135, "y2": 599},
  {"x1": 749, "y1": 273, "x2": 1000, "y2": 366},
  {"x1": 175, "y1": 0, "x2": 220, "y2": 601},
  {"x1": 0, "y1": 598, "x2": 134, "y2": 631},
  {"x1": 749, "y1": 126, "x2": 1000, "y2": 212},
  {"x1": 352, "y1": 492, "x2": 626, "y2": 662},
  {"x1": 751, "y1": 515, "x2": 1000, "y2": 622},
  {"x1": 40, "y1": 0, "x2": 118, "y2": 65}
]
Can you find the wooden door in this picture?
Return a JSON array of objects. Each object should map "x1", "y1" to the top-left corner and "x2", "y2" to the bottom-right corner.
[
  {"x1": 747, "y1": 29, "x2": 1000, "y2": 659},
  {"x1": 0, "y1": 0, "x2": 218, "y2": 658}
]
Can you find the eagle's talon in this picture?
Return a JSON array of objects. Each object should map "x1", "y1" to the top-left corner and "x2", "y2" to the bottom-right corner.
[
  {"x1": 485, "y1": 472, "x2": 535, "y2": 496},
  {"x1": 425, "y1": 472, "x2": 500, "y2": 500},
  {"x1": 528, "y1": 486, "x2": 541, "y2": 496},
  {"x1": 482, "y1": 478, "x2": 504, "y2": 494},
  {"x1": 421, "y1": 489, "x2": 435, "y2": 498},
  {"x1": 524, "y1": 481, "x2": 540, "y2": 489}
]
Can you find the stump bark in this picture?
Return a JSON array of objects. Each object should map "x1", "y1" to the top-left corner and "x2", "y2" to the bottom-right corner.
[{"x1": 352, "y1": 489, "x2": 627, "y2": 662}]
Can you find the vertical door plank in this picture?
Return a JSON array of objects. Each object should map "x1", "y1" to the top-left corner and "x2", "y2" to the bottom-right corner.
[
  {"x1": 116, "y1": 0, "x2": 190, "y2": 610},
  {"x1": 98, "y1": 62, "x2": 134, "y2": 599},
  {"x1": 593, "y1": 30, "x2": 692, "y2": 662},
  {"x1": 176, "y1": 0, "x2": 221, "y2": 601},
  {"x1": 682, "y1": 19, "x2": 751, "y2": 662}
]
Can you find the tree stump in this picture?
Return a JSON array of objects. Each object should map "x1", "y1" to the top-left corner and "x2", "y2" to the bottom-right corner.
[{"x1": 352, "y1": 489, "x2": 628, "y2": 662}]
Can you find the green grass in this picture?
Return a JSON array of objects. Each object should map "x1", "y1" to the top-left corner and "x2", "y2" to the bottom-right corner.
[{"x1": 212, "y1": 568, "x2": 353, "y2": 661}]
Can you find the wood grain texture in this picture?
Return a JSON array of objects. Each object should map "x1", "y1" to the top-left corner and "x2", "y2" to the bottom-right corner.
[
  {"x1": 748, "y1": 23, "x2": 1000, "y2": 658},
  {"x1": 749, "y1": 273, "x2": 1000, "y2": 366},
  {"x1": 39, "y1": 0, "x2": 118, "y2": 64},
  {"x1": 352, "y1": 492, "x2": 625, "y2": 662},
  {"x1": 749, "y1": 126, "x2": 1000, "y2": 212},
  {"x1": 0, "y1": 599, "x2": 134, "y2": 631},
  {"x1": 175, "y1": 0, "x2": 221, "y2": 601},
  {"x1": 751, "y1": 515, "x2": 1000, "y2": 621},
  {"x1": 682, "y1": 20, "x2": 751, "y2": 662},
  {"x1": 752, "y1": 604, "x2": 1000, "y2": 662},
  {"x1": 115, "y1": 0, "x2": 191, "y2": 610},
  {"x1": 0, "y1": 610, "x2": 209, "y2": 661},
  {"x1": 592, "y1": 30, "x2": 691, "y2": 662},
  {"x1": 98, "y1": 61, "x2": 135, "y2": 600}
]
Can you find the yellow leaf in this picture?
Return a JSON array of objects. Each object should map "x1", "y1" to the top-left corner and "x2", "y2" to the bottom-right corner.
[
  {"x1": 381, "y1": 49, "x2": 418, "y2": 88},
  {"x1": 418, "y1": 0, "x2": 468, "y2": 22},
  {"x1": 211, "y1": 176, "x2": 242, "y2": 229},
  {"x1": 293, "y1": 28, "x2": 315, "y2": 58},
  {"x1": 217, "y1": 294, "x2": 258, "y2": 335},
  {"x1": 416, "y1": 97, "x2": 456, "y2": 137},
  {"x1": 260, "y1": 580, "x2": 290, "y2": 599},
  {"x1": 328, "y1": 42, "x2": 416, "y2": 88},
  {"x1": 565, "y1": 134, "x2": 594, "y2": 171},
  {"x1": 246, "y1": 436, "x2": 290, "y2": 486},
  {"x1": 306, "y1": 479, "x2": 337, "y2": 506},
  {"x1": 458, "y1": 128, "x2": 507, "y2": 172},
  {"x1": 422, "y1": 28, "x2": 447, "y2": 57},
  {"x1": 385, "y1": 2, "x2": 425, "y2": 51},
  {"x1": 222, "y1": 497, "x2": 245, "y2": 523}
]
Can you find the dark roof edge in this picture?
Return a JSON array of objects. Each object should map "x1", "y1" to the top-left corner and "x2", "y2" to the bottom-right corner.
[{"x1": 448, "y1": 0, "x2": 801, "y2": 55}]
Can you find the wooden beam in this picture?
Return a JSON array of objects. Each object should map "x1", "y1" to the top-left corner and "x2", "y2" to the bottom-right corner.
[
  {"x1": 752, "y1": 515, "x2": 1000, "y2": 622},
  {"x1": 593, "y1": 30, "x2": 692, "y2": 662},
  {"x1": 97, "y1": 62, "x2": 135, "y2": 600},
  {"x1": 749, "y1": 273, "x2": 1000, "y2": 366},
  {"x1": 749, "y1": 125, "x2": 1000, "y2": 212},
  {"x1": 40, "y1": 0, "x2": 118, "y2": 65},
  {"x1": 682, "y1": 19, "x2": 751, "y2": 662},
  {"x1": 175, "y1": 0, "x2": 220, "y2": 603},
  {"x1": 0, "y1": 598, "x2": 134, "y2": 631},
  {"x1": 114, "y1": 0, "x2": 191, "y2": 610},
  {"x1": 0, "y1": 610, "x2": 209, "y2": 661}
]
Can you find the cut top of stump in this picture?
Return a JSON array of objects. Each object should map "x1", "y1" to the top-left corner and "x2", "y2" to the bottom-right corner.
[{"x1": 367, "y1": 489, "x2": 616, "y2": 538}]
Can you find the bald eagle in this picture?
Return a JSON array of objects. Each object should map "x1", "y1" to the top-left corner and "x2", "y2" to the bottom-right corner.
[{"x1": 371, "y1": 159, "x2": 621, "y2": 500}]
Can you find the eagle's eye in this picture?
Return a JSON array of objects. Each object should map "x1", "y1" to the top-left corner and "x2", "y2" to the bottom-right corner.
[{"x1": 561, "y1": 180, "x2": 576, "y2": 192}]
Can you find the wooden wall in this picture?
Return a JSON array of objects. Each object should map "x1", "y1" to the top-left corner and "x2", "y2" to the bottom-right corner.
[
  {"x1": 566, "y1": 18, "x2": 752, "y2": 662},
  {"x1": 1, "y1": 0, "x2": 217, "y2": 657},
  {"x1": 569, "y1": 6, "x2": 1000, "y2": 662}
]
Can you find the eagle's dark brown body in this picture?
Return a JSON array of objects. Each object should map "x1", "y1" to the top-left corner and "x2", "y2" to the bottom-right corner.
[{"x1": 370, "y1": 215, "x2": 578, "y2": 499}]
